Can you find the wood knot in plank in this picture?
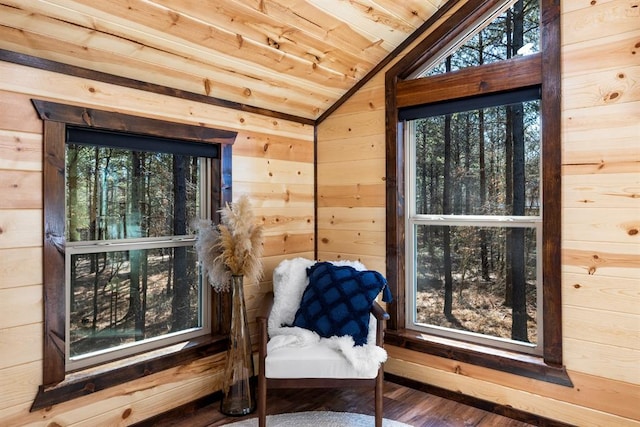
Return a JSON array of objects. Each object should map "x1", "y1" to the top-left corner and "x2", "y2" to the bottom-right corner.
[
  {"x1": 267, "y1": 37, "x2": 280, "y2": 49},
  {"x1": 603, "y1": 91, "x2": 620, "y2": 103}
]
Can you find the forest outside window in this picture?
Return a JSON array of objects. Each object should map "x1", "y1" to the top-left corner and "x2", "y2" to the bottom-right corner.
[
  {"x1": 385, "y1": 0, "x2": 568, "y2": 384},
  {"x1": 65, "y1": 127, "x2": 214, "y2": 371},
  {"x1": 33, "y1": 101, "x2": 235, "y2": 410},
  {"x1": 403, "y1": 89, "x2": 542, "y2": 355}
]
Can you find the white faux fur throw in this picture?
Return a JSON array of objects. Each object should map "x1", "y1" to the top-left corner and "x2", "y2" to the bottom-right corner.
[{"x1": 267, "y1": 258, "x2": 387, "y2": 374}]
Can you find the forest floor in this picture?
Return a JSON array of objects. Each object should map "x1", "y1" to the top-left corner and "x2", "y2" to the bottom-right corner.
[{"x1": 415, "y1": 277, "x2": 538, "y2": 344}]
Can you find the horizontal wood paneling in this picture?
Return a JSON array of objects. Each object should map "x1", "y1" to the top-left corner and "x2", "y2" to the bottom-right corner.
[
  {"x1": 0, "y1": 90, "x2": 43, "y2": 133},
  {"x1": 317, "y1": 159, "x2": 386, "y2": 186},
  {"x1": 255, "y1": 207, "x2": 314, "y2": 234},
  {"x1": 0, "y1": 323, "x2": 43, "y2": 370},
  {"x1": 563, "y1": 172, "x2": 640, "y2": 208},
  {"x1": 0, "y1": 61, "x2": 314, "y2": 140},
  {"x1": 233, "y1": 181, "x2": 314, "y2": 208},
  {"x1": 0, "y1": 210, "x2": 42, "y2": 249},
  {"x1": 0, "y1": 285, "x2": 42, "y2": 329},
  {"x1": 316, "y1": 109, "x2": 386, "y2": 140},
  {"x1": 316, "y1": 0, "x2": 640, "y2": 425},
  {"x1": 0, "y1": 170, "x2": 42, "y2": 209},
  {"x1": 0, "y1": 59, "x2": 314, "y2": 425},
  {"x1": 386, "y1": 346, "x2": 640, "y2": 424},
  {"x1": 1, "y1": 354, "x2": 226, "y2": 425},
  {"x1": 233, "y1": 157, "x2": 314, "y2": 185},
  {"x1": 317, "y1": 207, "x2": 386, "y2": 231},
  {"x1": 316, "y1": 134, "x2": 386, "y2": 164},
  {"x1": 562, "y1": 65, "x2": 640, "y2": 111},
  {"x1": 232, "y1": 132, "x2": 314, "y2": 162},
  {"x1": 562, "y1": 272, "x2": 638, "y2": 315},
  {"x1": 318, "y1": 183, "x2": 386, "y2": 208},
  {"x1": 0, "y1": 0, "x2": 443, "y2": 120},
  {"x1": 0, "y1": 361, "x2": 42, "y2": 415},
  {"x1": 562, "y1": 243, "x2": 640, "y2": 277},
  {"x1": 563, "y1": 207, "x2": 640, "y2": 243},
  {"x1": 318, "y1": 229, "x2": 386, "y2": 257},
  {"x1": 563, "y1": 338, "x2": 640, "y2": 384},
  {"x1": 0, "y1": 130, "x2": 42, "y2": 172},
  {"x1": 0, "y1": 247, "x2": 43, "y2": 290},
  {"x1": 562, "y1": 0, "x2": 640, "y2": 46},
  {"x1": 563, "y1": 305, "x2": 639, "y2": 349},
  {"x1": 562, "y1": 30, "x2": 640, "y2": 76}
]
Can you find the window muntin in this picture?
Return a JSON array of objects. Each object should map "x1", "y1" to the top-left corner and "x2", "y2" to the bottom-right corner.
[
  {"x1": 405, "y1": 95, "x2": 542, "y2": 354},
  {"x1": 65, "y1": 134, "x2": 211, "y2": 371}
]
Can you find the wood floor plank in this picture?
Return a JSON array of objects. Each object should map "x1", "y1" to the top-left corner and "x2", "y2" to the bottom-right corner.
[{"x1": 142, "y1": 381, "x2": 535, "y2": 427}]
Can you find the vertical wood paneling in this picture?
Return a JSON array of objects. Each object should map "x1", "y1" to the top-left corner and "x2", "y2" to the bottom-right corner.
[
  {"x1": 316, "y1": 0, "x2": 640, "y2": 425},
  {"x1": 0, "y1": 61, "x2": 313, "y2": 424}
]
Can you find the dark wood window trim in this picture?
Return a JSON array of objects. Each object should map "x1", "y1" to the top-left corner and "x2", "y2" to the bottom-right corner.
[
  {"x1": 32, "y1": 100, "x2": 237, "y2": 410},
  {"x1": 384, "y1": 0, "x2": 571, "y2": 387}
]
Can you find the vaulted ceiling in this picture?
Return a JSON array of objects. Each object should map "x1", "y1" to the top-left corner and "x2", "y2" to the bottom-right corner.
[{"x1": 0, "y1": 0, "x2": 447, "y2": 122}]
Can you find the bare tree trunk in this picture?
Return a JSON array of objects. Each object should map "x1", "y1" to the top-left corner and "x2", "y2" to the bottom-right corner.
[
  {"x1": 127, "y1": 151, "x2": 144, "y2": 340},
  {"x1": 443, "y1": 59, "x2": 454, "y2": 320},
  {"x1": 172, "y1": 155, "x2": 189, "y2": 331},
  {"x1": 510, "y1": 0, "x2": 529, "y2": 342}
]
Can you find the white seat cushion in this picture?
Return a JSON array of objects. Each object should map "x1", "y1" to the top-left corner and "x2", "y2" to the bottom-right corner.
[{"x1": 266, "y1": 342, "x2": 378, "y2": 379}]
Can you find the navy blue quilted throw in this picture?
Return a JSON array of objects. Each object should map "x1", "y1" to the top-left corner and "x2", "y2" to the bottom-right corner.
[{"x1": 292, "y1": 262, "x2": 393, "y2": 346}]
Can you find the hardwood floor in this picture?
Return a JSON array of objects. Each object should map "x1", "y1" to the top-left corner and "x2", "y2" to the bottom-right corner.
[{"x1": 142, "y1": 381, "x2": 536, "y2": 427}]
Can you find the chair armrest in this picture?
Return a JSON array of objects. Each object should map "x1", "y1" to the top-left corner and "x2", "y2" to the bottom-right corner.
[
  {"x1": 371, "y1": 301, "x2": 389, "y2": 347},
  {"x1": 371, "y1": 301, "x2": 390, "y2": 321}
]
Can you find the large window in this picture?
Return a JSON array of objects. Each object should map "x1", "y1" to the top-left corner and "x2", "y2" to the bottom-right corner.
[
  {"x1": 33, "y1": 101, "x2": 236, "y2": 409},
  {"x1": 404, "y1": 89, "x2": 542, "y2": 354},
  {"x1": 65, "y1": 127, "x2": 215, "y2": 371},
  {"x1": 385, "y1": 0, "x2": 570, "y2": 385}
]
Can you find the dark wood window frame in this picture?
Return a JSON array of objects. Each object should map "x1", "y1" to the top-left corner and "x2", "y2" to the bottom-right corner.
[
  {"x1": 32, "y1": 100, "x2": 237, "y2": 410},
  {"x1": 384, "y1": 0, "x2": 572, "y2": 386}
]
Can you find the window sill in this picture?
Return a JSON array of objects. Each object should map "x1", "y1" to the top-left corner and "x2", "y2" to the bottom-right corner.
[
  {"x1": 31, "y1": 335, "x2": 228, "y2": 411},
  {"x1": 384, "y1": 329, "x2": 573, "y2": 387}
]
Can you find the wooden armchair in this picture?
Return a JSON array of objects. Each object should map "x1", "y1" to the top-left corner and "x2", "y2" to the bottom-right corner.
[{"x1": 256, "y1": 259, "x2": 390, "y2": 427}]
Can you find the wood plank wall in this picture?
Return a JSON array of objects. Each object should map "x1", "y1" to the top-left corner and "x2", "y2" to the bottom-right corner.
[
  {"x1": 0, "y1": 61, "x2": 314, "y2": 425},
  {"x1": 316, "y1": 0, "x2": 640, "y2": 425}
]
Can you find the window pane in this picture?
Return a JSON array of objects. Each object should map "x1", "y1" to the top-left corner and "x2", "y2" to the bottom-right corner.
[
  {"x1": 412, "y1": 100, "x2": 540, "y2": 216},
  {"x1": 414, "y1": 224, "x2": 538, "y2": 345},
  {"x1": 66, "y1": 145, "x2": 201, "y2": 242},
  {"x1": 69, "y1": 245, "x2": 202, "y2": 360},
  {"x1": 423, "y1": 0, "x2": 540, "y2": 76}
]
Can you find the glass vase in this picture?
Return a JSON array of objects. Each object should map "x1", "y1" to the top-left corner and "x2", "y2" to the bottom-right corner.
[{"x1": 220, "y1": 275, "x2": 256, "y2": 416}]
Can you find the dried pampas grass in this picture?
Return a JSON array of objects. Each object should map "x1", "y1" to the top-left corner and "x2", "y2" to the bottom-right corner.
[{"x1": 194, "y1": 195, "x2": 264, "y2": 292}]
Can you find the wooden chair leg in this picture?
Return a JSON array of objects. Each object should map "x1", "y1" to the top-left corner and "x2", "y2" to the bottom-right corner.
[
  {"x1": 375, "y1": 368, "x2": 383, "y2": 427},
  {"x1": 258, "y1": 374, "x2": 266, "y2": 427}
]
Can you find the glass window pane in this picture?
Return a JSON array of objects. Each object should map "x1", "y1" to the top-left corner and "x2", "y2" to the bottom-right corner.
[
  {"x1": 413, "y1": 224, "x2": 538, "y2": 345},
  {"x1": 422, "y1": 1, "x2": 540, "y2": 77},
  {"x1": 66, "y1": 145, "x2": 201, "y2": 242},
  {"x1": 411, "y1": 100, "x2": 540, "y2": 216},
  {"x1": 69, "y1": 246, "x2": 202, "y2": 360}
]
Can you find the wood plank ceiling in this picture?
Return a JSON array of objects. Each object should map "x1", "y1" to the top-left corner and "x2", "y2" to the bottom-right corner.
[{"x1": 0, "y1": 0, "x2": 447, "y2": 122}]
